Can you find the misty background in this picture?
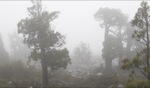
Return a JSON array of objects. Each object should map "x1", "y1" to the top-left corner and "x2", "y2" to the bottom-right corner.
[
  {"x1": 0, "y1": 1, "x2": 149, "y2": 87},
  {"x1": 0, "y1": 1, "x2": 141, "y2": 57}
]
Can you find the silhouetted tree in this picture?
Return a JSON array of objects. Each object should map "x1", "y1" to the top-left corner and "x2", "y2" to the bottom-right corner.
[
  {"x1": 94, "y1": 8, "x2": 128, "y2": 73},
  {"x1": 17, "y1": 0, "x2": 70, "y2": 87},
  {"x1": 122, "y1": 1, "x2": 150, "y2": 80}
]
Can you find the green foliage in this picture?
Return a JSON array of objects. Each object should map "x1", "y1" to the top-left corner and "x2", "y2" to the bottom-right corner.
[
  {"x1": 131, "y1": 1, "x2": 150, "y2": 48},
  {"x1": 17, "y1": 1, "x2": 70, "y2": 86},
  {"x1": 122, "y1": 1, "x2": 150, "y2": 80},
  {"x1": 0, "y1": 79, "x2": 11, "y2": 87},
  {"x1": 111, "y1": 74, "x2": 120, "y2": 87},
  {"x1": 94, "y1": 8, "x2": 128, "y2": 27},
  {"x1": 132, "y1": 57, "x2": 142, "y2": 67},
  {"x1": 46, "y1": 48, "x2": 71, "y2": 70},
  {"x1": 94, "y1": 7, "x2": 129, "y2": 72},
  {"x1": 17, "y1": 1, "x2": 70, "y2": 69},
  {"x1": 94, "y1": 8, "x2": 128, "y2": 60},
  {"x1": 126, "y1": 79, "x2": 150, "y2": 88},
  {"x1": 121, "y1": 58, "x2": 132, "y2": 70},
  {"x1": 121, "y1": 56, "x2": 147, "y2": 75},
  {"x1": 131, "y1": 1, "x2": 149, "y2": 29}
]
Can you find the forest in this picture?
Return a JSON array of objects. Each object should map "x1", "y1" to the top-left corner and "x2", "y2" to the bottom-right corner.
[{"x1": 0, "y1": 0, "x2": 150, "y2": 88}]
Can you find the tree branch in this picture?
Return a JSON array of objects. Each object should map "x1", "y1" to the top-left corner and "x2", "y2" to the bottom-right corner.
[
  {"x1": 109, "y1": 30, "x2": 116, "y2": 35},
  {"x1": 142, "y1": 37, "x2": 147, "y2": 44},
  {"x1": 136, "y1": 39, "x2": 146, "y2": 45},
  {"x1": 137, "y1": 66, "x2": 147, "y2": 77}
]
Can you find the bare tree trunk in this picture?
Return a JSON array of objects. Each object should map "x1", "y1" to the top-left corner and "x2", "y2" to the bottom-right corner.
[
  {"x1": 118, "y1": 56, "x2": 122, "y2": 67},
  {"x1": 118, "y1": 27, "x2": 123, "y2": 68},
  {"x1": 105, "y1": 58, "x2": 112, "y2": 74},
  {"x1": 125, "y1": 36, "x2": 132, "y2": 59},
  {"x1": 41, "y1": 48, "x2": 48, "y2": 88},
  {"x1": 146, "y1": 18, "x2": 150, "y2": 80},
  {"x1": 41, "y1": 59, "x2": 48, "y2": 88},
  {"x1": 104, "y1": 24, "x2": 113, "y2": 73}
]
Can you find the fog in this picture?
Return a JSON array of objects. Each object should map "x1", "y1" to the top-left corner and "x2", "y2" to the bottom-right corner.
[
  {"x1": 0, "y1": 1, "x2": 140, "y2": 55},
  {"x1": 0, "y1": 1, "x2": 149, "y2": 88}
]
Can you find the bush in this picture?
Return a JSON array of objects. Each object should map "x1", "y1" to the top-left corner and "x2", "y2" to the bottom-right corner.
[{"x1": 126, "y1": 79, "x2": 150, "y2": 88}]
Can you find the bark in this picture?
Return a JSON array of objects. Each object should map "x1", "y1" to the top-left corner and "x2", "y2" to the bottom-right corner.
[
  {"x1": 41, "y1": 59, "x2": 48, "y2": 87},
  {"x1": 118, "y1": 27, "x2": 123, "y2": 68},
  {"x1": 146, "y1": 17, "x2": 150, "y2": 80},
  {"x1": 105, "y1": 58, "x2": 112, "y2": 73},
  {"x1": 104, "y1": 24, "x2": 109, "y2": 40},
  {"x1": 125, "y1": 35, "x2": 132, "y2": 59},
  {"x1": 104, "y1": 24, "x2": 113, "y2": 72},
  {"x1": 41, "y1": 48, "x2": 49, "y2": 87},
  {"x1": 118, "y1": 56, "x2": 122, "y2": 68}
]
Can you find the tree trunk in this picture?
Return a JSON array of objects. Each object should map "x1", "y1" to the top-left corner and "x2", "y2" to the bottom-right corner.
[
  {"x1": 146, "y1": 25, "x2": 150, "y2": 80},
  {"x1": 104, "y1": 24, "x2": 109, "y2": 40},
  {"x1": 145, "y1": 12, "x2": 150, "y2": 80},
  {"x1": 105, "y1": 58, "x2": 112, "y2": 74},
  {"x1": 104, "y1": 24, "x2": 113, "y2": 73},
  {"x1": 41, "y1": 48, "x2": 49, "y2": 87},
  {"x1": 125, "y1": 36, "x2": 132, "y2": 59},
  {"x1": 118, "y1": 28, "x2": 123, "y2": 68},
  {"x1": 41, "y1": 59, "x2": 48, "y2": 87},
  {"x1": 118, "y1": 56, "x2": 122, "y2": 68}
]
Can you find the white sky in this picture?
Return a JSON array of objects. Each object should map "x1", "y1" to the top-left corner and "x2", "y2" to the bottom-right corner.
[{"x1": 0, "y1": 1, "x2": 142, "y2": 56}]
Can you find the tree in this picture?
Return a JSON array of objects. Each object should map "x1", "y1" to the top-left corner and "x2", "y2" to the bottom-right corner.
[
  {"x1": 0, "y1": 33, "x2": 9, "y2": 66},
  {"x1": 17, "y1": 0, "x2": 71, "y2": 87},
  {"x1": 94, "y1": 8, "x2": 128, "y2": 73},
  {"x1": 125, "y1": 79, "x2": 150, "y2": 88},
  {"x1": 44, "y1": 48, "x2": 70, "y2": 70},
  {"x1": 122, "y1": 1, "x2": 150, "y2": 80}
]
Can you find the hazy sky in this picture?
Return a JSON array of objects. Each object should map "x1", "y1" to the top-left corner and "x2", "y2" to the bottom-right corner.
[{"x1": 0, "y1": 1, "x2": 142, "y2": 56}]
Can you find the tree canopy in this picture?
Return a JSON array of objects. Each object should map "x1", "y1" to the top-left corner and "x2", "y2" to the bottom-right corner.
[
  {"x1": 122, "y1": 1, "x2": 150, "y2": 80},
  {"x1": 17, "y1": 0, "x2": 71, "y2": 87},
  {"x1": 94, "y1": 7, "x2": 128, "y2": 73}
]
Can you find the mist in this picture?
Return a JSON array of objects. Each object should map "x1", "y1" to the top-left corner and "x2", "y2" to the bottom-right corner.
[
  {"x1": 0, "y1": 0, "x2": 148, "y2": 88},
  {"x1": 0, "y1": 1, "x2": 140, "y2": 55}
]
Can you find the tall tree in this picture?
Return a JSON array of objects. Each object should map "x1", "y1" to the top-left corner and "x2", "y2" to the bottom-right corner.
[
  {"x1": 0, "y1": 34, "x2": 9, "y2": 65},
  {"x1": 122, "y1": 1, "x2": 150, "y2": 80},
  {"x1": 94, "y1": 8, "x2": 128, "y2": 73},
  {"x1": 17, "y1": 0, "x2": 70, "y2": 87}
]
